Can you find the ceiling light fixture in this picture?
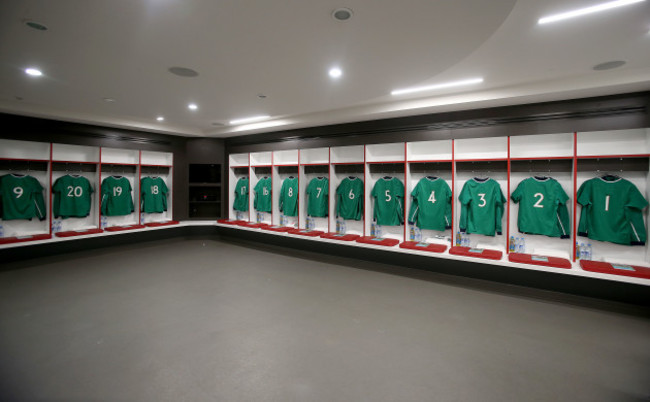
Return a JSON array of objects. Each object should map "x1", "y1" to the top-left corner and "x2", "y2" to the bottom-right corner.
[
  {"x1": 25, "y1": 20, "x2": 48, "y2": 31},
  {"x1": 391, "y1": 78, "x2": 483, "y2": 96},
  {"x1": 156, "y1": 116, "x2": 165, "y2": 122},
  {"x1": 229, "y1": 115, "x2": 270, "y2": 125},
  {"x1": 25, "y1": 68, "x2": 42, "y2": 77},
  {"x1": 188, "y1": 103, "x2": 198, "y2": 110},
  {"x1": 593, "y1": 60, "x2": 626, "y2": 70},
  {"x1": 538, "y1": 0, "x2": 645, "y2": 25},
  {"x1": 103, "y1": 97, "x2": 116, "y2": 102},
  {"x1": 168, "y1": 67, "x2": 199, "y2": 77},
  {"x1": 332, "y1": 8, "x2": 353, "y2": 21},
  {"x1": 329, "y1": 67, "x2": 343, "y2": 78}
]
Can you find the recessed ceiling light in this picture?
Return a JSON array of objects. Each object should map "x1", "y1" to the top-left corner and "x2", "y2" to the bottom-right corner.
[
  {"x1": 103, "y1": 97, "x2": 116, "y2": 102},
  {"x1": 593, "y1": 60, "x2": 626, "y2": 70},
  {"x1": 25, "y1": 68, "x2": 42, "y2": 77},
  {"x1": 538, "y1": 0, "x2": 645, "y2": 25},
  {"x1": 257, "y1": 94, "x2": 267, "y2": 99},
  {"x1": 168, "y1": 67, "x2": 199, "y2": 77},
  {"x1": 391, "y1": 78, "x2": 484, "y2": 96},
  {"x1": 188, "y1": 103, "x2": 198, "y2": 110},
  {"x1": 156, "y1": 116, "x2": 165, "y2": 122},
  {"x1": 329, "y1": 67, "x2": 343, "y2": 78},
  {"x1": 332, "y1": 8, "x2": 353, "y2": 21},
  {"x1": 25, "y1": 20, "x2": 48, "y2": 31},
  {"x1": 229, "y1": 115, "x2": 270, "y2": 125}
]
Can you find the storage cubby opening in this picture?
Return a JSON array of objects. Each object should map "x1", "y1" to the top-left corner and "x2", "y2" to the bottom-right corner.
[{"x1": 0, "y1": 160, "x2": 49, "y2": 172}]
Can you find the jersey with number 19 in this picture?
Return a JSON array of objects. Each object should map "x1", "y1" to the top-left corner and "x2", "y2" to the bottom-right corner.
[
  {"x1": 511, "y1": 177, "x2": 570, "y2": 238},
  {"x1": 371, "y1": 177, "x2": 404, "y2": 226},
  {"x1": 459, "y1": 178, "x2": 506, "y2": 236},
  {"x1": 336, "y1": 177, "x2": 364, "y2": 220},
  {"x1": 101, "y1": 176, "x2": 134, "y2": 216},
  {"x1": 53, "y1": 174, "x2": 93, "y2": 218},
  {"x1": 408, "y1": 177, "x2": 452, "y2": 231}
]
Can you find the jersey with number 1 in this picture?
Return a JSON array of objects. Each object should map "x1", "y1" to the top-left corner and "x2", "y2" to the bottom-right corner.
[
  {"x1": 279, "y1": 177, "x2": 298, "y2": 217},
  {"x1": 408, "y1": 177, "x2": 452, "y2": 231},
  {"x1": 511, "y1": 177, "x2": 569, "y2": 238},
  {"x1": 101, "y1": 176, "x2": 134, "y2": 216},
  {"x1": 253, "y1": 176, "x2": 272, "y2": 213},
  {"x1": 233, "y1": 177, "x2": 249, "y2": 212},
  {"x1": 306, "y1": 177, "x2": 328, "y2": 217},
  {"x1": 53, "y1": 174, "x2": 93, "y2": 219},
  {"x1": 0, "y1": 174, "x2": 47, "y2": 220},
  {"x1": 140, "y1": 176, "x2": 168, "y2": 213},
  {"x1": 371, "y1": 177, "x2": 404, "y2": 226},
  {"x1": 336, "y1": 177, "x2": 364, "y2": 220},
  {"x1": 459, "y1": 178, "x2": 505, "y2": 236}
]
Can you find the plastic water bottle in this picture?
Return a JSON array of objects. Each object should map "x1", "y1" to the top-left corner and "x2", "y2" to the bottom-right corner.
[
  {"x1": 463, "y1": 234, "x2": 470, "y2": 247},
  {"x1": 509, "y1": 236, "x2": 515, "y2": 253},
  {"x1": 101, "y1": 216, "x2": 107, "y2": 229},
  {"x1": 56, "y1": 219, "x2": 62, "y2": 233},
  {"x1": 0, "y1": 223, "x2": 4, "y2": 238},
  {"x1": 456, "y1": 231, "x2": 461, "y2": 246},
  {"x1": 575, "y1": 242, "x2": 581, "y2": 260},
  {"x1": 586, "y1": 243, "x2": 592, "y2": 260},
  {"x1": 140, "y1": 214, "x2": 145, "y2": 225},
  {"x1": 580, "y1": 243, "x2": 586, "y2": 260},
  {"x1": 519, "y1": 236, "x2": 526, "y2": 253}
]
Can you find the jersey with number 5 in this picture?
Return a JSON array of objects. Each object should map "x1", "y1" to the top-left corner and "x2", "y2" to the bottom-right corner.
[
  {"x1": 101, "y1": 176, "x2": 134, "y2": 216},
  {"x1": 0, "y1": 174, "x2": 47, "y2": 220},
  {"x1": 53, "y1": 174, "x2": 94, "y2": 219},
  {"x1": 511, "y1": 177, "x2": 570, "y2": 238},
  {"x1": 577, "y1": 176, "x2": 648, "y2": 245},
  {"x1": 306, "y1": 177, "x2": 329, "y2": 217},
  {"x1": 140, "y1": 176, "x2": 168, "y2": 213},
  {"x1": 371, "y1": 177, "x2": 404, "y2": 226},
  {"x1": 459, "y1": 178, "x2": 506, "y2": 236},
  {"x1": 336, "y1": 177, "x2": 364, "y2": 221},
  {"x1": 408, "y1": 177, "x2": 452, "y2": 231},
  {"x1": 233, "y1": 177, "x2": 249, "y2": 212},
  {"x1": 279, "y1": 177, "x2": 298, "y2": 217}
]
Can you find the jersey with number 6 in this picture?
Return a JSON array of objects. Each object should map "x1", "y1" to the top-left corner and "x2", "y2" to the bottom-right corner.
[
  {"x1": 253, "y1": 176, "x2": 272, "y2": 213},
  {"x1": 459, "y1": 178, "x2": 505, "y2": 236},
  {"x1": 279, "y1": 177, "x2": 298, "y2": 217},
  {"x1": 0, "y1": 174, "x2": 47, "y2": 220},
  {"x1": 577, "y1": 176, "x2": 648, "y2": 245},
  {"x1": 371, "y1": 177, "x2": 404, "y2": 226},
  {"x1": 336, "y1": 177, "x2": 364, "y2": 221},
  {"x1": 233, "y1": 177, "x2": 249, "y2": 212},
  {"x1": 140, "y1": 176, "x2": 168, "y2": 213},
  {"x1": 101, "y1": 176, "x2": 134, "y2": 216},
  {"x1": 408, "y1": 177, "x2": 452, "y2": 231},
  {"x1": 306, "y1": 177, "x2": 329, "y2": 217},
  {"x1": 53, "y1": 175, "x2": 93, "y2": 219},
  {"x1": 511, "y1": 177, "x2": 570, "y2": 238}
]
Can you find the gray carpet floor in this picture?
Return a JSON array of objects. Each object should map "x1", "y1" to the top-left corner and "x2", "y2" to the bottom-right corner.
[{"x1": 1, "y1": 238, "x2": 649, "y2": 402}]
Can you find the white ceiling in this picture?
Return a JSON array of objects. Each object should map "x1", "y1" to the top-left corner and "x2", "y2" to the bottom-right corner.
[{"x1": 1, "y1": 0, "x2": 649, "y2": 138}]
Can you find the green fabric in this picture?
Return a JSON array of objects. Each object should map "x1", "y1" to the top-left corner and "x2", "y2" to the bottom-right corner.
[
  {"x1": 511, "y1": 177, "x2": 569, "y2": 238},
  {"x1": 279, "y1": 177, "x2": 298, "y2": 217},
  {"x1": 306, "y1": 177, "x2": 329, "y2": 217},
  {"x1": 459, "y1": 178, "x2": 505, "y2": 236},
  {"x1": 253, "y1": 176, "x2": 272, "y2": 213},
  {"x1": 100, "y1": 176, "x2": 134, "y2": 216},
  {"x1": 371, "y1": 177, "x2": 404, "y2": 226},
  {"x1": 408, "y1": 177, "x2": 452, "y2": 231},
  {"x1": 233, "y1": 177, "x2": 249, "y2": 212},
  {"x1": 140, "y1": 176, "x2": 168, "y2": 213},
  {"x1": 577, "y1": 176, "x2": 648, "y2": 245},
  {"x1": 336, "y1": 177, "x2": 364, "y2": 221},
  {"x1": 0, "y1": 174, "x2": 46, "y2": 220},
  {"x1": 53, "y1": 175, "x2": 94, "y2": 219}
]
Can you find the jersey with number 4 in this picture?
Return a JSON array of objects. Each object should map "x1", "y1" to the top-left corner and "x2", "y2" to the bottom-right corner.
[
  {"x1": 577, "y1": 176, "x2": 648, "y2": 245},
  {"x1": 253, "y1": 176, "x2": 272, "y2": 213},
  {"x1": 408, "y1": 177, "x2": 452, "y2": 231},
  {"x1": 101, "y1": 176, "x2": 134, "y2": 216},
  {"x1": 140, "y1": 176, "x2": 168, "y2": 213},
  {"x1": 306, "y1": 177, "x2": 329, "y2": 217},
  {"x1": 511, "y1": 177, "x2": 570, "y2": 238},
  {"x1": 279, "y1": 177, "x2": 298, "y2": 217},
  {"x1": 459, "y1": 178, "x2": 505, "y2": 236},
  {"x1": 336, "y1": 177, "x2": 364, "y2": 220},
  {"x1": 0, "y1": 174, "x2": 46, "y2": 220},
  {"x1": 233, "y1": 177, "x2": 249, "y2": 212},
  {"x1": 53, "y1": 175, "x2": 93, "y2": 219},
  {"x1": 371, "y1": 177, "x2": 404, "y2": 226}
]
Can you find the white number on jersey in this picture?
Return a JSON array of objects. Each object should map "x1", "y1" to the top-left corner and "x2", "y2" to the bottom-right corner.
[
  {"x1": 151, "y1": 185, "x2": 159, "y2": 195},
  {"x1": 263, "y1": 187, "x2": 269, "y2": 196},
  {"x1": 605, "y1": 195, "x2": 610, "y2": 211},
  {"x1": 288, "y1": 187, "x2": 293, "y2": 197},
  {"x1": 13, "y1": 187, "x2": 23, "y2": 198},
  {"x1": 67, "y1": 186, "x2": 83, "y2": 197},
  {"x1": 316, "y1": 187, "x2": 322, "y2": 198},
  {"x1": 241, "y1": 187, "x2": 245, "y2": 195},
  {"x1": 385, "y1": 190, "x2": 392, "y2": 202},
  {"x1": 348, "y1": 189, "x2": 355, "y2": 200},
  {"x1": 113, "y1": 187, "x2": 123, "y2": 197},
  {"x1": 428, "y1": 190, "x2": 437, "y2": 204},
  {"x1": 478, "y1": 193, "x2": 486, "y2": 207},
  {"x1": 533, "y1": 193, "x2": 544, "y2": 208}
]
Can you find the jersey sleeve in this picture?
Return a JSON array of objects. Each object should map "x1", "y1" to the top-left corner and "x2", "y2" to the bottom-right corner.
[
  {"x1": 30, "y1": 177, "x2": 47, "y2": 221},
  {"x1": 335, "y1": 180, "x2": 344, "y2": 218},
  {"x1": 511, "y1": 181, "x2": 524, "y2": 203},
  {"x1": 444, "y1": 182, "x2": 452, "y2": 229},
  {"x1": 494, "y1": 183, "x2": 506, "y2": 235},
  {"x1": 407, "y1": 182, "x2": 420, "y2": 225},
  {"x1": 626, "y1": 183, "x2": 648, "y2": 245},
  {"x1": 458, "y1": 182, "x2": 470, "y2": 231},
  {"x1": 576, "y1": 180, "x2": 591, "y2": 237},
  {"x1": 396, "y1": 179, "x2": 405, "y2": 224}
]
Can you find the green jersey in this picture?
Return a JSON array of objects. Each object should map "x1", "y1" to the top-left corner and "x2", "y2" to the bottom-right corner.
[
  {"x1": 53, "y1": 175, "x2": 94, "y2": 219},
  {"x1": 101, "y1": 176, "x2": 134, "y2": 216},
  {"x1": 459, "y1": 178, "x2": 505, "y2": 236},
  {"x1": 253, "y1": 176, "x2": 272, "y2": 213},
  {"x1": 511, "y1": 177, "x2": 570, "y2": 238},
  {"x1": 140, "y1": 176, "x2": 168, "y2": 213},
  {"x1": 306, "y1": 177, "x2": 329, "y2": 217},
  {"x1": 371, "y1": 177, "x2": 404, "y2": 226},
  {"x1": 279, "y1": 177, "x2": 298, "y2": 217},
  {"x1": 233, "y1": 177, "x2": 249, "y2": 212},
  {"x1": 577, "y1": 176, "x2": 648, "y2": 245},
  {"x1": 0, "y1": 174, "x2": 46, "y2": 221},
  {"x1": 408, "y1": 177, "x2": 452, "y2": 231},
  {"x1": 336, "y1": 177, "x2": 364, "y2": 220}
]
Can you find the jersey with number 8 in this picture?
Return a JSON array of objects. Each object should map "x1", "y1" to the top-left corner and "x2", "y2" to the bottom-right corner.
[
  {"x1": 279, "y1": 177, "x2": 298, "y2": 217},
  {"x1": 53, "y1": 174, "x2": 94, "y2": 218},
  {"x1": 101, "y1": 176, "x2": 134, "y2": 216}
]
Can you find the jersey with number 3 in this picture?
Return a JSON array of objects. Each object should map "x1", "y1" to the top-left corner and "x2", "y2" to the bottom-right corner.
[
  {"x1": 0, "y1": 174, "x2": 47, "y2": 220},
  {"x1": 459, "y1": 178, "x2": 505, "y2": 236},
  {"x1": 408, "y1": 177, "x2": 452, "y2": 231},
  {"x1": 306, "y1": 177, "x2": 329, "y2": 217},
  {"x1": 233, "y1": 177, "x2": 249, "y2": 212},
  {"x1": 371, "y1": 177, "x2": 404, "y2": 226},
  {"x1": 140, "y1": 176, "x2": 168, "y2": 213},
  {"x1": 101, "y1": 176, "x2": 134, "y2": 216},
  {"x1": 577, "y1": 176, "x2": 648, "y2": 245},
  {"x1": 53, "y1": 174, "x2": 93, "y2": 219},
  {"x1": 511, "y1": 177, "x2": 570, "y2": 238},
  {"x1": 279, "y1": 177, "x2": 298, "y2": 217},
  {"x1": 336, "y1": 177, "x2": 364, "y2": 220}
]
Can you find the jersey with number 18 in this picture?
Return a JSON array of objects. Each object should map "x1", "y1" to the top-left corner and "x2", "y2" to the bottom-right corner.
[{"x1": 140, "y1": 176, "x2": 168, "y2": 213}]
